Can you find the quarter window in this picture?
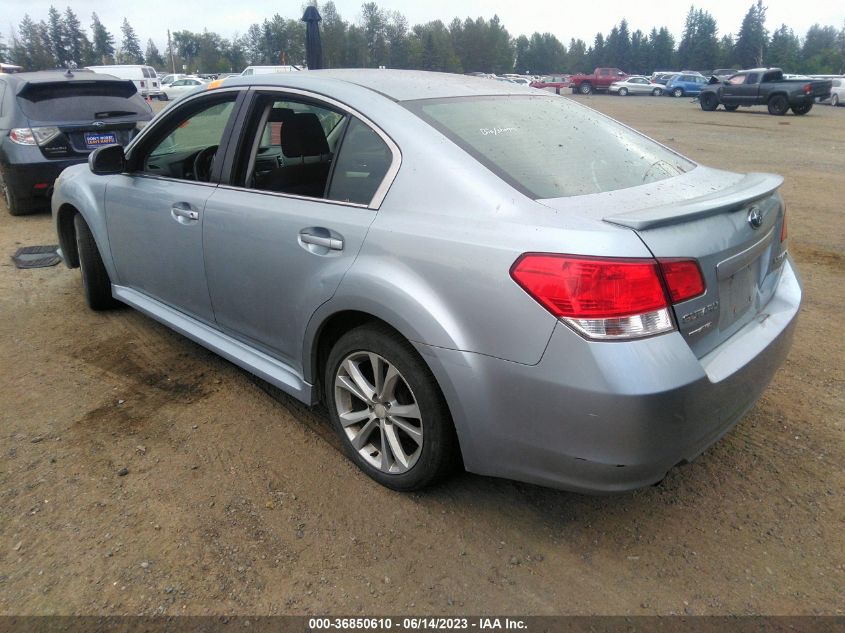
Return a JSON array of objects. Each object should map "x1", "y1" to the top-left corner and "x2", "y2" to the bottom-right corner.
[{"x1": 328, "y1": 118, "x2": 392, "y2": 205}]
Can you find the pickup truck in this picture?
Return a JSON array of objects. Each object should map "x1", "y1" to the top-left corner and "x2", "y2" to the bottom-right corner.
[
  {"x1": 569, "y1": 68, "x2": 627, "y2": 95},
  {"x1": 699, "y1": 68, "x2": 832, "y2": 115}
]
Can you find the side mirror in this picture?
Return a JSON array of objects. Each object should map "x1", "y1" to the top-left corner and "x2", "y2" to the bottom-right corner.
[{"x1": 88, "y1": 144, "x2": 125, "y2": 175}]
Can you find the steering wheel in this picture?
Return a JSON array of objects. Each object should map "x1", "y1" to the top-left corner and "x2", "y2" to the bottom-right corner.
[{"x1": 193, "y1": 145, "x2": 219, "y2": 182}]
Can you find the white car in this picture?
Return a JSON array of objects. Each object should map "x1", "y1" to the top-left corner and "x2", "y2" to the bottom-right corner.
[
  {"x1": 825, "y1": 77, "x2": 844, "y2": 106},
  {"x1": 609, "y1": 76, "x2": 663, "y2": 96},
  {"x1": 160, "y1": 73, "x2": 188, "y2": 87},
  {"x1": 161, "y1": 77, "x2": 207, "y2": 101}
]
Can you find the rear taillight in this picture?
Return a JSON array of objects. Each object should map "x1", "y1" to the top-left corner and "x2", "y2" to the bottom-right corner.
[
  {"x1": 9, "y1": 127, "x2": 61, "y2": 146},
  {"x1": 803, "y1": 83, "x2": 812, "y2": 95},
  {"x1": 511, "y1": 254, "x2": 672, "y2": 339},
  {"x1": 511, "y1": 254, "x2": 705, "y2": 340},
  {"x1": 658, "y1": 259, "x2": 705, "y2": 303}
]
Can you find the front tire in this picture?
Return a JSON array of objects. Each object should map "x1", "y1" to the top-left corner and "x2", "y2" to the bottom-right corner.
[
  {"x1": 791, "y1": 103, "x2": 812, "y2": 115},
  {"x1": 832, "y1": 94, "x2": 840, "y2": 106},
  {"x1": 618, "y1": 87, "x2": 628, "y2": 96},
  {"x1": 579, "y1": 82, "x2": 593, "y2": 95},
  {"x1": 672, "y1": 87, "x2": 684, "y2": 98},
  {"x1": 700, "y1": 92, "x2": 718, "y2": 111},
  {"x1": 74, "y1": 214, "x2": 119, "y2": 310},
  {"x1": 652, "y1": 88, "x2": 663, "y2": 96},
  {"x1": 325, "y1": 324, "x2": 458, "y2": 491},
  {"x1": 767, "y1": 94, "x2": 789, "y2": 115}
]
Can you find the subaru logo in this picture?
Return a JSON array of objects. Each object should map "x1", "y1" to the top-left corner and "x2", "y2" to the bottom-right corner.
[
  {"x1": 747, "y1": 206, "x2": 763, "y2": 230},
  {"x1": 92, "y1": 121, "x2": 105, "y2": 128}
]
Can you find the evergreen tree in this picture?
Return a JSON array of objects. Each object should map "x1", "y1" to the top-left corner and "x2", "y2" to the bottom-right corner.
[
  {"x1": 119, "y1": 18, "x2": 144, "y2": 64},
  {"x1": 145, "y1": 39, "x2": 165, "y2": 68},
  {"x1": 677, "y1": 7, "x2": 719, "y2": 71},
  {"x1": 800, "y1": 24, "x2": 840, "y2": 74},
  {"x1": 90, "y1": 13, "x2": 115, "y2": 64},
  {"x1": 321, "y1": 2, "x2": 347, "y2": 68},
  {"x1": 63, "y1": 8, "x2": 90, "y2": 66},
  {"x1": 567, "y1": 38, "x2": 588, "y2": 73},
  {"x1": 47, "y1": 6, "x2": 66, "y2": 66},
  {"x1": 734, "y1": 1, "x2": 767, "y2": 69},
  {"x1": 648, "y1": 27, "x2": 676, "y2": 71},
  {"x1": 767, "y1": 25, "x2": 800, "y2": 70},
  {"x1": 361, "y1": 2, "x2": 386, "y2": 67},
  {"x1": 0, "y1": 33, "x2": 6, "y2": 63}
]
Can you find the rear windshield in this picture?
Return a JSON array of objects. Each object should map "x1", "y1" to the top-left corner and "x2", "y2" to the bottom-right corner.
[
  {"x1": 16, "y1": 81, "x2": 150, "y2": 122},
  {"x1": 404, "y1": 95, "x2": 694, "y2": 199}
]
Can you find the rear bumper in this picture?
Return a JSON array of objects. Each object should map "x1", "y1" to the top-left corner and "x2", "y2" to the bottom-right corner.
[
  {"x1": 2, "y1": 158, "x2": 85, "y2": 201},
  {"x1": 417, "y1": 258, "x2": 802, "y2": 494}
]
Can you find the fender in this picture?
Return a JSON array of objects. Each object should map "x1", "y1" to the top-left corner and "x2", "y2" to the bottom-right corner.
[{"x1": 52, "y1": 165, "x2": 118, "y2": 282}]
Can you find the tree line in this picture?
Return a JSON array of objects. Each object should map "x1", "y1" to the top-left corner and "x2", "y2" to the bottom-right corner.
[{"x1": 3, "y1": 2, "x2": 844, "y2": 76}]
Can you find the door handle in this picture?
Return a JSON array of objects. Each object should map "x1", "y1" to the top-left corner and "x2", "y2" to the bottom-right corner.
[
  {"x1": 299, "y1": 232, "x2": 343, "y2": 251},
  {"x1": 171, "y1": 203, "x2": 199, "y2": 223}
]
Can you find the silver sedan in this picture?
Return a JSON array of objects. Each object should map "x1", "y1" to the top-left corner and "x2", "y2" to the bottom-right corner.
[
  {"x1": 609, "y1": 75, "x2": 664, "y2": 96},
  {"x1": 51, "y1": 70, "x2": 800, "y2": 493}
]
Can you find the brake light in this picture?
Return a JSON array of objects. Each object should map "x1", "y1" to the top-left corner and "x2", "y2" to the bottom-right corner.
[
  {"x1": 658, "y1": 259, "x2": 705, "y2": 303},
  {"x1": 9, "y1": 127, "x2": 61, "y2": 146},
  {"x1": 803, "y1": 83, "x2": 812, "y2": 95},
  {"x1": 510, "y1": 254, "x2": 674, "y2": 339},
  {"x1": 780, "y1": 210, "x2": 787, "y2": 242}
]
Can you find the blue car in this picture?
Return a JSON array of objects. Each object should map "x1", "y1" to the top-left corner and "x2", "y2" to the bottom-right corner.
[{"x1": 666, "y1": 73, "x2": 709, "y2": 97}]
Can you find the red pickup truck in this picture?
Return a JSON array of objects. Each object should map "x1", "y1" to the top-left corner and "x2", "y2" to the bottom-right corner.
[{"x1": 569, "y1": 68, "x2": 628, "y2": 94}]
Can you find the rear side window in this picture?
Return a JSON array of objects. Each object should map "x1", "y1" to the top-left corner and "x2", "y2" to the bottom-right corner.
[
  {"x1": 405, "y1": 95, "x2": 694, "y2": 199},
  {"x1": 747, "y1": 73, "x2": 759, "y2": 84},
  {"x1": 327, "y1": 118, "x2": 392, "y2": 205},
  {"x1": 16, "y1": 81, "x2": 150, "y2": 122}
]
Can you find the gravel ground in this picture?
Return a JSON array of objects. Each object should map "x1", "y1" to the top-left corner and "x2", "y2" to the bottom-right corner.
[{"x1": 0, "y1": 94, "x2": 842, "y2": 616}]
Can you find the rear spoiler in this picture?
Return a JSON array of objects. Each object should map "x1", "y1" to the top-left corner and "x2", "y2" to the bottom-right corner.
[
  {"x1": 604, "y1": 172, "x2": 783, "y2": 231},
  {"x1": 17, "y1": 78, "x2": 138, "y2": 100}
]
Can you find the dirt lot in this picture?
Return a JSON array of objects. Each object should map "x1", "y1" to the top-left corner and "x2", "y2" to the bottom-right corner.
[{"x1": 1, "y1": 95, "x2": 843, "y2": 616}]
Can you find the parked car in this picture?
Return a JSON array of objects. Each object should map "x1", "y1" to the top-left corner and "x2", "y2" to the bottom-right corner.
[
  {"x1": 0, "y1": 70, "x2": 152, "y2": 215},
  {"x1": 699, "y1": 68, "x2": 832, "y2": 115},
  {"x1": 240, "y1": 65, "x2": 300, "y2": 76},
  {"x1": 87, "y1": 64, "x2": 163, "y2": 100},
  {"x1": 160, "y1": 77, "x2": 208, "y2": 101},
  {"x1": 650, "y1": 72, "x2": 678, "y2": 86},
  {"x1": 665, "y1": 72, "x2": 709, "y2": 97},
  {"x1": 822, "y1": 77, "x2": 844, "y2": 106},
  {"x1": 711, "y1": 69, "x2": 739, "y2": 81},
  {"x1": 52, "y1": 70, "x2": 800, "y2": 493},
  {"x1": 569, "y1": 68, "x2": 628, "y2": 94},
  {"x1": 530, "y1": 75, "x2": 571, "y2": 94},
  {"x1": 160, "y1": 73, "x2": 187, "y2": 87},
  {"x1": 609, "y1": 76, "x2": 663, "y2": 96}
]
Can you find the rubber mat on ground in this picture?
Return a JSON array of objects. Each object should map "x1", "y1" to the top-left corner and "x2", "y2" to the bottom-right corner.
[{"x1": 11, "y1": 245, "x2": 61, "y2": 269}]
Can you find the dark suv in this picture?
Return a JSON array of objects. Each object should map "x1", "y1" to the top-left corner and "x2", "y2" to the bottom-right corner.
[{"x1": 0, "y1": 70, "x2": 152, "y2": 215}]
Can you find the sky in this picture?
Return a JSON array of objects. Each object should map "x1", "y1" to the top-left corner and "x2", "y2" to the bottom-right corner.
[{"x1": 2, "y1": 0, "x2": 843, "y2": 52}]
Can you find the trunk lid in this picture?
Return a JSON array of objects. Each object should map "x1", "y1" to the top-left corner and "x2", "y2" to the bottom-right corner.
[{"x1": 604, "y1": 171, "x2": 788, "y2": 358}]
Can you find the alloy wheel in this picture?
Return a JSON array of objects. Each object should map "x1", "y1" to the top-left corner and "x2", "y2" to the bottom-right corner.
[{"x1": 334, "y1": 351, "x2": 423, "y2": 474}]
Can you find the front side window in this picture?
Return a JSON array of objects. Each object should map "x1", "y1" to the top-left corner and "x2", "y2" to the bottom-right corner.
[
  {"x1": 139, "y1": 96, "x2": 236, "y2": 182},
  {"x1": 405, "y1": 95, "x2": 694, "y2": 199},
  {"x1": 728, "y1": 75, "x2": 747, "y2": 85}
]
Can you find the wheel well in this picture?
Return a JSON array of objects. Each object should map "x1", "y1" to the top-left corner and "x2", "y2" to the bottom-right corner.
[
  {"x1": 311, "y1": 309, "x2": 465, "y2": 466},
  {"x1": 57, "y1": 204, "x2": 80, "y2": 268},
  {"x1": 768, "y1": 92, "x2": 787, "y2": 101}
]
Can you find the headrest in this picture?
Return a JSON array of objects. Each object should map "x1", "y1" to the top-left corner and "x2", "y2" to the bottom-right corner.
[
  {"x1": 281, "y1": 112, "x2": 330, "y2": 158},
  {"x1": 268, "y1": 107, "x2": 294, "y2": 123}
]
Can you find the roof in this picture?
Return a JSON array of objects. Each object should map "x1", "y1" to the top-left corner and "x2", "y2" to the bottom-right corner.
[{"x1": 224, "y1": 69, "x2": 537, "y2": 102}]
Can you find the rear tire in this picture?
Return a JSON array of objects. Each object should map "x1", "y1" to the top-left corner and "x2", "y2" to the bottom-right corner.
[
  {"x1": 324, "y1": 324, "x2": 459, "y2": 491},
  {"x1": 652, "y1": 88, "x2": 663, "y2": 96},
  {"x1": 791, "y1": 103, "x2": 812, "y2": 115},
  {"x1": 579, "y1": 82, "x2": 593, "y2": 95},
  {"x1": 0, "y1": 168, "x2": 34, "y2": 216},
  {"x1": 832, "y1": 94, "x2": 839, "y2": 106},
  {"x1": 700, "y1": 92, "x2": 718, "y2": 111},
  {"x1": 767, "y1": 94, "x2": 789, "y2": 115},
  {"x1": 74, "y1": 213, "x2": 119, "y2": 311},
  {"x1": 672, "y1": 87, "x2": 684, "y2": 98}
]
